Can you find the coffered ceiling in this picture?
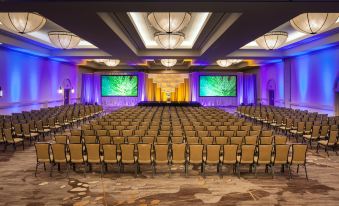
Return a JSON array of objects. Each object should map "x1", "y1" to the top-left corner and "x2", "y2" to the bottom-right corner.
[{"x1": 0, "y1": 0, "x2": 338, "y2": 72}]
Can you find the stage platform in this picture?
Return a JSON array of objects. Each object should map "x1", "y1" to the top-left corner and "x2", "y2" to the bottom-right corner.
[{"x1": 137, "y1": 101, "x2": 202, "y2": 107}]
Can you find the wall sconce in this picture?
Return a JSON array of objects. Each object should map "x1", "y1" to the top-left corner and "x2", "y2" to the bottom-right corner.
[
  {"x1": 71, "y1": 88, "x2": 75, "y2": 94},
  {"x1": 58, "y1": 86, "x2": 63, "y2": 94},
  {"x1": 0, "y1": 86, "x2": 3, "y2": 97}
]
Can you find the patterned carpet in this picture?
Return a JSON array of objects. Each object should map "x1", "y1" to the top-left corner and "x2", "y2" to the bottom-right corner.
[{"x1": 0, "y1": 121, "x2": 339, "y2": 205}]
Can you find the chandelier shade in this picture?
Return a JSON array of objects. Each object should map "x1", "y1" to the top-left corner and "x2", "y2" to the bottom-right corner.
[
  {"x1": 48, "y1": 31, "x2": 81, "y2": 49},
  {"x1": 255, "y1": 31, "x2": 288, "y2": 50},
  {"x1": 216, "y1": 59, "x2": 242, "y2": 67},
  {"x1": 161, "y1": 59, "x2": 177, "y2": 67},
  {"x1": 290, "y1": 13, "x2": 339, "y2": 34},
  {"x1": 147, "y1": 12, "x2": 191, "y2": 33},
  {"x1": 154, "y1": 32, "x2": 185, "y2": 49},
  {"x1": 93, "y1": 59, "x2": 107, "y2": 63},
  {"x1": 0, "y1": 12, "x2": 46, "y2": 34},
  {"x1": 104, "y1": 59, "x2": 120, "y2": 67}
]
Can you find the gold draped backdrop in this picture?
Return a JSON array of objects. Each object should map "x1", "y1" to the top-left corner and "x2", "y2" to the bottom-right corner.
[{"x1": 145, "y1": 76, "x2": 191, "y2": 102}]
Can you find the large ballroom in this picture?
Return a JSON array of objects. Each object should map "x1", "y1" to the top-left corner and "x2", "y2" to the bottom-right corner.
[{"x1": 0, "y1": 0, "x2": 338, "y2": 205}]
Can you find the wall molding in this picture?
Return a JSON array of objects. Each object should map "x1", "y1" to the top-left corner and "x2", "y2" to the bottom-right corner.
[
  {"x1": 289, "y1": 102, "x2": 334, "y2": 111},
  {"x1": 0, "y1": 98, "x2": 81, "y2": 109}
]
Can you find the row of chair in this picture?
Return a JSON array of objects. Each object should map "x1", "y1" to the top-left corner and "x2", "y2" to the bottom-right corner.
[
  {"x1": 54, "y1": 134, "x2": 288, "y2": 146},
  {"x1": 35, "y1": 142, "x2": 308, "y2": 179}
]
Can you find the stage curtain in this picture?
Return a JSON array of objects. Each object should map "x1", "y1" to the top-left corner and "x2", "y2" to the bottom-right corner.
[
  {"x1": 155, "y1": 86, "x2": 161, "y2": 102},
  {"x1": 81, "y1": 73, "x2": 94, "y2": 104},
  {"x1": 184, "y1": 78, "x2": 191, "y2": 101},
  {"x1": 146, "y1": 78, "x2": 154, "y2": 101},
  {"x1": 243, "y1": 74, "x2": 257, "y2": 105},
  {"x1": 170, "y1": 92, "x2": 175, "y2": 101}
]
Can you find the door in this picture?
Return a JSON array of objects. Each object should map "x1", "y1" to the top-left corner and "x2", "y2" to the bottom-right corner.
[
  {"x1": 64, "y1": 89, "x2": 70, "y2": 105},
  {"x1": 269, "y1": 90, "x2": 274, "y2": 106}
]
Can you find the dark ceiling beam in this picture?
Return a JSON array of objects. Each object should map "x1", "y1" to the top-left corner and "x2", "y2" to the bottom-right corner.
[
  {"x1": 227, "y1": 49, "x2": 284, "y2": 59},
  {"x1": 39, "y1": 11, "x2": 140, "y2": 62},
  {"x1": 1, "y1": 1, "x2": 339, "y2": 12},
  {"x1": 200, "y1": 10, "x2": 300, "y2": 61},
  {"x1": 50, "y1": 49, "x2": 111, "y2": 59}
]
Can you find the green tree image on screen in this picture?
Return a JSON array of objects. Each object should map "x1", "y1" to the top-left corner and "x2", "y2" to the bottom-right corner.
[
  {"x1": 101, "y1": 75, "x2": 138, "y2": 96},
  {"x1": 199, "y1": 76, "x2": 237, "y2": 96}
]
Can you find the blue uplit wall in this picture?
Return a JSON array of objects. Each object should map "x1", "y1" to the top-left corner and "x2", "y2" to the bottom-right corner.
[
  {"x1": 290, "y1": 46, "x2": 339, "y2": 111},
  {"x1": 258, "y1": 45, "x2": 339, "y2": 114},
  {"x1": 0, "y1": 47, "x2": 79, "y2": 114}
]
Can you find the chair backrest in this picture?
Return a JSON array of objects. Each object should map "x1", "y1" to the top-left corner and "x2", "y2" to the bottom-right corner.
[
  {"x1": 137, "y1": 143, "x2": 152, "y2": 162},
  {"x1": 86, "y1": 144, "x2": 101, "y2": 163},
  {"x1": 215, "y1": 136, "x2": 228, "y2": 145},
  {"x1": 69, "y1": 144, "x2": 84, "y2": 163},
  {"x1": 320, "y1": 125, "x2": 329, "y2": 136},
  {"x1": 83, "y1": 130, "x2": 95, "y2": 136},
  {"x1": 311, "y1": 125, "x2": 320, "y2": 136},
  {"x1": 14, "y1": 124, "x2": 22, "y2": 134},
  {"x1": 127, "y1": 136, "x2": 140, "y2": 144},
  {"x1": 171, "y1": 136, "x2": 184, "y2": 143},
  {"x1": 84, "y1": 135, "x2": 97, "y2": 144},
  {"x1": 22, "y1": 123, "x2": 30, "y2": 135},
  {"x1": 206, "y1": 145, "x2": 221, "y2": 163},
  {"x1": 112, "y1": 136, "x2": 125, "y2": 144},
  {"x1": 55, "y1": 135, "x2": 68, "y2": 144},
  {"x1": 197, "y1": 131, "x2": 208, "y2": 137},
  {"x1": 240, "y1": 145, "x2": 255, "y2": 163},
  {"x1": 297, "y1": 122, "x2": 305, "y2": 132},
  {"x1": 244, "y1": 135, "x2": 257, "y2": 145},
  {"x1": 261, "y1": 130, "x2": 273, "y2": 137},
  {"x1": 260, "y1": 136, "x2": 273, "y2": 145},
  {"x1": 171, "y1": 143, "x2": 186, "y2": 162},
  {"x1": 154, "y1": 144, "x2": 169, "y2": 163},
  {"x1": 35, "y1": 143, "x2": 51, "y2": 162},
  {"x1": 186, "y1": 136, "x2": 199, "y2": 144},
  {"x1": 223, "y1": 130, "x2": 234, "y2": 137},
  {"x1": 291, "y1": 144, "x2": 307, "y2": 164},
  {"x1": 328, "y1": 130, "x2": 338, "y2": 144},
  {"x1": 230, "y1": 136, "x2": 243, "y2": 145},
  {"x1": 274, "y1": 135, "x2": 287, "y2": 144},
  {"x1": 249, "y1": 130, "x2": 260, "y2": 136},
  {"x1": 69, "y1": 135, "x2": 81, "y2": 144},
  {"x1": 185, "y1": 131, "x2": 196, "y2": 137},
  {"x1": 99, "y1": 136, "x2": 111, "y2": 145},
  {"x1": 222, "y1": 144, "x2": 238, "y2": 163},
  {"x1": 102, "y1": 144, "x2": 117, "y2": 162},
  {"x1": 51, "y1": 143, "x2": 66, "y2": 163},
  {"x1": 274, "y1": 144, "x2": 290, "y2": 163},
  {"x1": 122, "y1": 130, "x2": 133, "y2": 137},
  {"x1": 4, "y1": 128, "x2": 14, "y2": 142},
  {"x1": 120, "y1": 144, "x2": 135, "y2": 163},
  {"x1": 189, "y1": 144, "x2": 204, "y2": 163},
  {"x1": 96, "y1": 129, "x2": 107, "y2": 137},
  {"x1": 257, "y1": 145, "x2": 273, "y2": 163},
  {"x1": 236, "y1": 130, "x2": 247, "y2": 137},
  {"x1": 109, "y1": 130, "x2": 120, "y2": 137},
  {"x1": 156, "y1": 136, "x2": 168, "y2": 144},
  {"x1": 200, "y1": 136, "x2": 214, "y2": 145},
  {"x1": 71, "y1": 129, "x2": 82, "y2": 136},
  {"x1": 252, "y1": 125, "x2": 262, "y2": 131},
  {"x1": 134, "y1": 130, "x2": 146, "y2": 136}
]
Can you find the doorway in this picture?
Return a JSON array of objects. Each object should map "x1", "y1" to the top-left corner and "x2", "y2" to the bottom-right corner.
[
  {"x1": 269, "y1": 90, "x2": 275, "y2": 106},
  {"x1": 64, "y1": 89, "x2": 70, "y2": 105}
]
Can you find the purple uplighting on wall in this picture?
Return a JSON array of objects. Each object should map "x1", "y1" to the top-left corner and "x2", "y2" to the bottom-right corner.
[
  {"x1": 0, "y1": 47, "x2": 79, "y2": 114},
  {"x1": 290, "y1": 46, "x2": 338, "y2": 112}
]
